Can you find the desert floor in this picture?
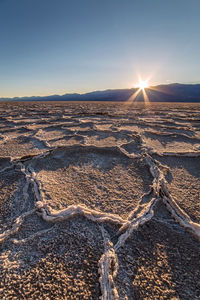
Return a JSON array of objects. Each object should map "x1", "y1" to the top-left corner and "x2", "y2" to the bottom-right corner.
[{"x1": 0, "y1": 101, "x2": 200, "y2": 299}]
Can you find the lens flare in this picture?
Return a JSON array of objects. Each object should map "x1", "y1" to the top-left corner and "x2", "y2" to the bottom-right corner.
[
  {"x1": 125, "y1": 76, "x2": 151, "y2": 107},
  {"x1": 135, "y1": 79, "x2": 149, "y2": 90}
]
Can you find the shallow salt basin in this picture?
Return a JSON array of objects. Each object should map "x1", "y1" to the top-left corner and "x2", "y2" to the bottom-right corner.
[{"x1": 28, "y1": 146, "x2": 153, "y2": 218}]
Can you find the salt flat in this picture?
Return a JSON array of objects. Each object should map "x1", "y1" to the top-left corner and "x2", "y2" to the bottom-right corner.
[{"x1": 0, "y1": 101, "x2": 200, "y2": 299}]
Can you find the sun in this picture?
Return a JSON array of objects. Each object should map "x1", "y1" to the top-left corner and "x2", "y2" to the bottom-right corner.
[{"x1": 135, "y1": 79, "x2": 149, "y2": 90}]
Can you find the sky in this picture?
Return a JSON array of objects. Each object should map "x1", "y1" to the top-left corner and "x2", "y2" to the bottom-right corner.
[{"x1": 0, "y1": 0, "x2": 200, "y2": 97}]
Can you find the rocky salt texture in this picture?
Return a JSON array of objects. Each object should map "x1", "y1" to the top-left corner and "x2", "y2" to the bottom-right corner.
[{"x1": 0, "y1": 102, "x2": 200, "y2": 299}]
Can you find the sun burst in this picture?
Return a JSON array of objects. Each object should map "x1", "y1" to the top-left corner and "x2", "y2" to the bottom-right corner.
[{"x1": 135, "y1": 79, "x2": 149, "y2": 90}]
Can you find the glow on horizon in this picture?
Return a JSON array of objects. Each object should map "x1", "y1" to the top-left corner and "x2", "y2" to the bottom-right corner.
[
  {"x1": 134, "y1": 77, "x2": 150, "y2": 91},
  {"x1": 0, "y1": 77, "x2": 152, "y2": 98},
  {"x1": 125, "y1": 76, "x2": 151, "y2": 106}
]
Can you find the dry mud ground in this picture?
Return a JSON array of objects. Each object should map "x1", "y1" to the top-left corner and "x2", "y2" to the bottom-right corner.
[{"x1": 0, "y1": 101, "x2": 200, "y2": 299}]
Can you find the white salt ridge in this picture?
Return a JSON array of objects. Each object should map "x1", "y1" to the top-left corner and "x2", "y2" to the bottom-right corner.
[
  {"x1": 33, "y1": 129, "x2": 52, "y2": 148},
  {"x1": 98, "y1": 226, "x2": 119, "y2": 300},
  {"x1": 163, "y1": 196, "x2": 200, "y2": 241},
  {"x1": 12, "y1": 226, "x2": 55, "y2": 245},
  {"x1": 145, "y1": 155, "x2": 200, "y2": 241},
  {"x1": 35, "y1": 201, "x2": 128, "y2": 226},
  {"x1": 0, "y1": 209, "x2": 35, "y2": 243},
  {"x1": 114, "y1": 198, "x2": 158, "y2": 252}
]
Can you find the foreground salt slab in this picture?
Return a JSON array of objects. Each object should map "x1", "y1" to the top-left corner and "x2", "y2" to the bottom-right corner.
[
  {"x1": 27, "y1": 146, "x2": 153, "y2": 218},
  {"x1": 116, "y1": 214, "x2": 200, "y2": 299},
  {"x1": 0, "y1": 218, "x2": 104, "y2": 299}
]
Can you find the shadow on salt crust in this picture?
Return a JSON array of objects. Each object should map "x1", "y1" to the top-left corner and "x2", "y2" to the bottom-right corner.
[
  {"x1": 153, "y1": 155, "x2": 200, "y2": 223},
  {"x1": 115, "y1": 215, "x2": 200, "y2": 300}
]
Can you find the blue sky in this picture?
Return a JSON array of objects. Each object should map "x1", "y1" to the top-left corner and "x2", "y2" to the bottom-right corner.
[{"x1": 0, "y1": 0, "x2": 200, "y2": 97}]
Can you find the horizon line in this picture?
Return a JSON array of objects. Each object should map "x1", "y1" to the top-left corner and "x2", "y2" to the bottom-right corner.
[{"x1": 1, "y1": 82, "x2": 200, "y2": 99}]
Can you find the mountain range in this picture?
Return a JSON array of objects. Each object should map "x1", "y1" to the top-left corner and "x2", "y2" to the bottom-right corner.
[{"x1": 1, "y1": 83, "x2": 200, "y2": 102}]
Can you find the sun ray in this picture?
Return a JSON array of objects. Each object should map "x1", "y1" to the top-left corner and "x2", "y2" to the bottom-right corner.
[
  {"x1": 124, "y1": 76, "x2": 151, "y2": 109},
  {"x1": 135, "y1": 77, "x2": 150, "y2": 91},
  {"x1": 126, "y1": 88, "x2": 141, "y2": 103},
  {"x1": 142, "y1": 88, "x2": 150, "y2": 106}
]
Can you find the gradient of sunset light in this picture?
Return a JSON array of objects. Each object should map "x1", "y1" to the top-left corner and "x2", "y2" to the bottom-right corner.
[{"x1": 0, "y1": 0, "x2": 200, "y2": 97}]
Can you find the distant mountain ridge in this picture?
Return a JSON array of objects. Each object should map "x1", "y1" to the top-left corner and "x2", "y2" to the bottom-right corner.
[{"x1": 1, "y1": 83, "x2": 200, "y2": 102}]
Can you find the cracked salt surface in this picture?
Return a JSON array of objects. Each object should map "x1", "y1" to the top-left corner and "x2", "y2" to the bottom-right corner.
[{"x1": 0, "y1": 102, "x2": 200, "y2": 299}]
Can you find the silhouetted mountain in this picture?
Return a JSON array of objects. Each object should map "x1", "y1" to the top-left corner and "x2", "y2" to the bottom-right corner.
[{"x1": 1, "y1": 84, "x2": 200, "y2": 102}]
